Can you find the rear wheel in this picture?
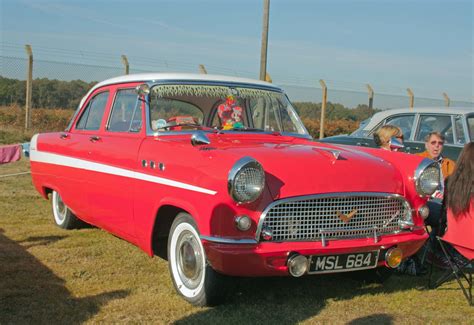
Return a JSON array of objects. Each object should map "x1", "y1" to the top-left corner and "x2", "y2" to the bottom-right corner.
[
  {"x1": 168, "y1": 212, "x2": 226, "y2": 306},
  {"x1": 51, "y1": 190, "x2": 81, "y2": 229}
]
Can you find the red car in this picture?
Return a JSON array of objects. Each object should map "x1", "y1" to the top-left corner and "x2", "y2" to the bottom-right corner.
[{"x1": 30, "y1": 73, "x2": 440, "y2": 306}]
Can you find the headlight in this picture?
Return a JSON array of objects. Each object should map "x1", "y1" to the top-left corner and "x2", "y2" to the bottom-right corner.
[
  {"x1": 228, "y1": 157, "x2": 265, "y2": 204},
  {"x1": 415, "y1": 159, "x2": 440, "y2": 196}
]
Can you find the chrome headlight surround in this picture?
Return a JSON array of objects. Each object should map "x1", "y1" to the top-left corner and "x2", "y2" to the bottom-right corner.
[
  {"x1": 228, "y1": 157, "x2": 265, "y2": 204},
  {"x1": 414, "y1": 159, "x2": 441, "y2": 197}
]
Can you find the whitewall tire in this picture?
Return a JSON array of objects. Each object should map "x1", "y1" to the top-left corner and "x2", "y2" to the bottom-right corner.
[
  {"x1": 51, "y1": 190, "x2": 81, "y2": 229},
  {"x1": 168, "y1": 212, "x2": 226, "y2": 306}
]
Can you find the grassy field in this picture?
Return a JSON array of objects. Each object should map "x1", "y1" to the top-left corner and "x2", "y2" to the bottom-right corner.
[{"x1": 1, "y1": 159, "x2": 473, "y2": 324}]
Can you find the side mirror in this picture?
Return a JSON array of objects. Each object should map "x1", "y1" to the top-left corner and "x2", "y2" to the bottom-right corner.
[
  {"x1": 191, "y1": 131, "x2": 211, "y2": 146},
  {"x1": 389, "y1": 137, "x2": 404, "y2": 151}
]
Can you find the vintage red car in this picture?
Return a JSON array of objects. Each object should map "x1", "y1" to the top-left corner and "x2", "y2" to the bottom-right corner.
[{"x1": 30, "y1": 73, "x2": 440, "y2": 306}]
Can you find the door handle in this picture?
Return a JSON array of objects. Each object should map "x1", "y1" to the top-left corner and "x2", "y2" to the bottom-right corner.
[
  {"x1": 357, "y1": 142, "x2": 369, "y2": 147},
  {"x1": 89, "y1": 136, "x2": 101, "y2": 142},
  {"x1": 59, "y1": 133, "x2": 69, "y2": 139}
]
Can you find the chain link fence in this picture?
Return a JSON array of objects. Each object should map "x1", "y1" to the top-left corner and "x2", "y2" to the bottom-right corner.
[{"x1": 1, "y1": 53, "x2": 472, "y2": 110}]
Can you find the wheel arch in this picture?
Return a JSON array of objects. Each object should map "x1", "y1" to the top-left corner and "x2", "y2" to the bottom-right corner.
[{"x1": 151, "y1": 205, "x2": 188, "y2": 260}]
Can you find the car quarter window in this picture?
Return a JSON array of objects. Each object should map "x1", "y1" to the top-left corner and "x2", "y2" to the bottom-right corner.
[
  {"x1": 454, "y1": 115, "x2": 466, "y2": 144},
  {"x1": 415, "y1": 115, "x2": 453, "y2": 143},
  {"x1": 379, "y1": 115, "x2": 414, "y2": 139},
  {"x1": 107, "y1": 89, "x2": 139, "y2": 132},
  {"x1": 149, "y1": 98, "x2": 203, "y2": 131},
  {"x1": 76, "y1": 91, "x2": 109, "y2": 130}
]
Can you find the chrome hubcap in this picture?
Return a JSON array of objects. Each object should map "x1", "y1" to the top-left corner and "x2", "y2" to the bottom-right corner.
[
  {"x1": 176, "y1": 231, "x2": 203, "y2": 289},
  {"x1": 54, "y1": 193, "x2": 67, "y2": 222}
]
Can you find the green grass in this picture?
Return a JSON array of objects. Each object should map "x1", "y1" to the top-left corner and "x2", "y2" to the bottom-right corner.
[{"x1": 1, "y1": 159, "x2": 474, "y2": 324}]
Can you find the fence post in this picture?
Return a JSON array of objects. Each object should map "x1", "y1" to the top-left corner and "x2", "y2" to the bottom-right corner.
[
  {"x1": 198, "y1": 64, "x2": 208, "y2": 74},
  {"x1": 319, "y1": 79, "x2": 327, "y2": 139},
  {"x1": 259, "y1": 0, "x2": 270, "y2": 81},
  {"x1": 366, "y1": 84, "x2": 374, "y2": 109},
  {"x1": 407, "y1": 88, "x2": 414, "y2": 110},
  {"x1": 443, "y1": 92, "x2": 450, "y2": 107},
  {"x1": 265, "y1": 73, "x2": 272, "y2": 83},
  {"x1": 121, "y1": 55, "x2": 129, "y2": 75},
  {"x1": 24, "y1": 45, "x2": 33, "y2": 131}
]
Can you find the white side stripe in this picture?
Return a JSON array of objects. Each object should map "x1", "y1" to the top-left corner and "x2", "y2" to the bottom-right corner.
[{"x1": 30, "y1": 149, "x2": 217, "y2": 195}]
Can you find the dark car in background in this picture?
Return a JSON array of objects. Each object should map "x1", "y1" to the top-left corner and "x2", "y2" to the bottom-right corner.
[{"x1": 319, "y1": 107, "x2": 474, "y2": 161}]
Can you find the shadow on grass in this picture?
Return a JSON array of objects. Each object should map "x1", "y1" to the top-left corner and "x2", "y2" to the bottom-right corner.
[
  {"x1": 348, "y1": 313, "x2": 394, "y2": 324},
  {"x1": 0, "y1": 228, "x2": 129, "y2": 324},
  {"x1": 175, "y1": 271, "x2": 425, "y2": 324},
  {"x1": 18, "y1": 235, "x2": 68, "y2": 249}
]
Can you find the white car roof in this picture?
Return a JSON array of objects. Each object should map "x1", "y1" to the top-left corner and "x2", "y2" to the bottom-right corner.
[
  {"x1": 79, "y1": 73, "x2": 280, "y2": 108},
  {"x1": 362, "y1": 107, "x2": 474, "y2": 130}
]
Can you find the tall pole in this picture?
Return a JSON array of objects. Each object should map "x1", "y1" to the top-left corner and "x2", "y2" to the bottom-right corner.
[
  {"x1": 259, "y1": 0, "x2": 270, "y2": 81},
  {"x1": 319, "y1": 79, "x2": 327, "y2": 139},
  {"x1": 25, "y1": 45, "x2": 33, "y2": 130}
]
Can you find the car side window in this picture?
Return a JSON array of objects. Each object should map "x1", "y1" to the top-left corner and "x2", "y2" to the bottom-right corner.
[
  {"x1": 383, "y1": 115, "x2": 414, "y2": 139},
  {"x1": 76, "y1": 92, "x2": 109, "y2": 130},
  {"x1": 107, "y1": 89, "x2": 138, "y2": 132},
  {"x1": 454, "y1": 115, "x2": 466, "y2": 144},
  {"x1": 468, "y1": 116, "x2": 474, "y2": 141},
  {"x1": 415, "y1": 115, "x2": 453, "y2": 143}
]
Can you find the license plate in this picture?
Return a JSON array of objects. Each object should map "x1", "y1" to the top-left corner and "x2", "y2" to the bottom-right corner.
[{"x1": 308, "y1": 251, "x2": 380, "y2": 274}]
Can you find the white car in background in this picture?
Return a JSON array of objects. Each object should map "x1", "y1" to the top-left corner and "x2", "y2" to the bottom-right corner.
[{"x1": 319, "y1": 107, "x2": 474, "y2": 160}]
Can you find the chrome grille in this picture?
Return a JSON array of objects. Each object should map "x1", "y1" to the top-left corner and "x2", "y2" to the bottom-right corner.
[{"x1": 258, "y1": 194, "x2": 411, "y2": 242}]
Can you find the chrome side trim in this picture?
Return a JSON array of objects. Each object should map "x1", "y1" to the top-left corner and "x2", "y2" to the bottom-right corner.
[{"x1": 200, "y1": 236, "x2": 258, "y2": 245}]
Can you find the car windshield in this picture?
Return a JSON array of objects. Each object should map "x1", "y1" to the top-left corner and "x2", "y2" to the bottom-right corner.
[
  {"x1": 148, "y1": 84, "x2": 309, "y2": 137},
  {"x1": 350, "y1": 118, "x2": 371, "y2": 137}
]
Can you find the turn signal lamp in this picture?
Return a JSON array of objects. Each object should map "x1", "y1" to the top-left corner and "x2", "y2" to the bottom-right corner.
[{"x1": 385, "y1": 247, "x2": 403, "y2": 268}]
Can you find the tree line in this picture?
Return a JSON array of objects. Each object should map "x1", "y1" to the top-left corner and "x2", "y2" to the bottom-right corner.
[
  {"x1": 0, "y1": 76, "x2": 378, "y2": 123},
  {"x1": 0, "y1": 76, "x2": 96, "y2": 109}
]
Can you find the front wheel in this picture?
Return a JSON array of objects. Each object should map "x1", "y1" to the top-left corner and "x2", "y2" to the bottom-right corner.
[
  {"x1": 51, "y1": 190, "x2": 81, "y2": 229},
  {"x1": 168, "y1": 212, "x2": 226, "y2": 306}
]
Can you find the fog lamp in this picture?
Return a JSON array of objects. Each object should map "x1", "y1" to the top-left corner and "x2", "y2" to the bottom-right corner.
[
  {"x1": 234, "y1": 215, "x2": 252, "y2": 231},
  {"x1": 418, "y1": 205, "x2": 430, "y2": 220},
  {"x1": 287, "y1": 254, "x2": 308, "y2": 277},
  {"x1": 385, "y1": 247, "x2": 403, "y2": 268}
]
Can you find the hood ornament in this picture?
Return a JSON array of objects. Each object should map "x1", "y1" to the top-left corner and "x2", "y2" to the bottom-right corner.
[{"x1": 318, "y1": 147, "x2": 341, "y2": 160}]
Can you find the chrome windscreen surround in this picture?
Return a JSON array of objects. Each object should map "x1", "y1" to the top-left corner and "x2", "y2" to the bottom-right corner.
[{"x1": 256, "y1": 192, "x2": 413, "y2": 245}]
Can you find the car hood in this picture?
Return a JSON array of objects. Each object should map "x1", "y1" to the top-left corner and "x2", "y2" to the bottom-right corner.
[{"x1": 206, "y1": 135, "x2": 404, "y2": 200}]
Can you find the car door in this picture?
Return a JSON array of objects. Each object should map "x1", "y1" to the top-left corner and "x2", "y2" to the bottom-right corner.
[
  {"x1": 83, "y1": 83, "x2": 144, "y2": 241},
  {"x1": 65, "y1": 89, "x2": 111, "y2": 222}
]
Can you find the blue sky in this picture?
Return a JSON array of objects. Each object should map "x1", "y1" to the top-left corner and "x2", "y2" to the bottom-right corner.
[{"x1": 1, "y1": 0, "x2": 473, "y2": 103}]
